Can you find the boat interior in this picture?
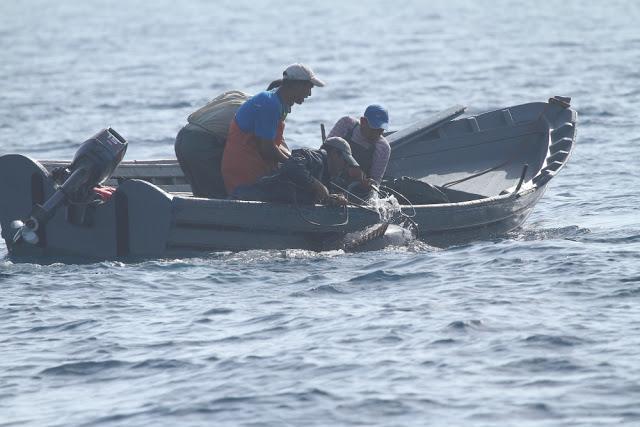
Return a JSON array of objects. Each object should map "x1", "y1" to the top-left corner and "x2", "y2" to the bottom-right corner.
[
  {"x1": 39, "y1": 98, "x2": 575, "y2": 207},
  {"x1": 385, "y1": 99, "x2": 575, "y2": 203}
]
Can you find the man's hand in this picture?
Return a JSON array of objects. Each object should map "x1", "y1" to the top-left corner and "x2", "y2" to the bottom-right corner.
[
  {"x1": 346, "y1": 167, "x2": 376, "y2": 189},
  {"x1": 277, "y1": 144, "x2": 291, "y2": 161},
  {"x1": 310, "y1": 179, "x2": 330, "y2": 203},
  {"x1": 326, "y1": 193, "x2": 348, "y2": 207},
  {"x1": 359, "y1": 177, "x2": 377, "y2": 189},
  {"x1": 256, "y1": 138, "x2": 289, "y2": 163}
]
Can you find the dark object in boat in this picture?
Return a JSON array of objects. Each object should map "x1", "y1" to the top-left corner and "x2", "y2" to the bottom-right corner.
[{"x1": 381, "y1": 177, "x2": 450, "y2": 205}]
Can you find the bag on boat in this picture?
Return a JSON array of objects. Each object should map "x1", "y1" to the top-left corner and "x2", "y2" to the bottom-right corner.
[
  {"x1": 187, "y1": 90, "x2": 250, "y2": 139},
  {"x1": 381, "y1": 176, "x2": 450, "y2": 204}
]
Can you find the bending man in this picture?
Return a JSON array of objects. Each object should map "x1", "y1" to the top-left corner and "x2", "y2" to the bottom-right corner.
[
  {"x1": 175, "y1": 90, "x2": 249, "y2": 198},
  {"x1": 232, "y1": 137, "x2": 357, "y2": 206}
]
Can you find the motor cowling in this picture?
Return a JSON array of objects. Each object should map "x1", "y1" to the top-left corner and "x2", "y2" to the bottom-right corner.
[
  {"x1": 11, "y1": 128, "x2": 128, "y2": 245},
  {"x1": 52, "y1": 128, "x2": 127, "y2": 193}
]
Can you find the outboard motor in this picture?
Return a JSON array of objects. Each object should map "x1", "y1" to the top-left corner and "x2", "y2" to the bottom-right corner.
[{"x1": 11, "y1": 128, "x2": 127, "y2": 245}]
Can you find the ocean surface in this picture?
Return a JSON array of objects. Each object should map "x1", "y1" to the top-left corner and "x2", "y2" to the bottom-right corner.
[{"x1": 1, "y1": 1, "x2": 639, "y2": 426}]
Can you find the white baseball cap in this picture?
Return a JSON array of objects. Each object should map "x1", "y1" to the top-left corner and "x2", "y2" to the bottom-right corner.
[{"x1": 282, "y1": 63, "x2": 325, "y2": 87}]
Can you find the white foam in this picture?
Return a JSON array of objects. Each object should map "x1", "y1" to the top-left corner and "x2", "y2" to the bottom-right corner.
[{"x1": 367, "y1": 192, "x2": 403, "y2": 223}]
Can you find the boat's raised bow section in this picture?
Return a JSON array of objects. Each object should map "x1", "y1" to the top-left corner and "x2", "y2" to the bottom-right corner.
[
  {"x1": 386, "y1": 96, "x2": 577, "y2": 198},
  {"x1": 530, "y1": 96, "x2": 577, "y2": 188}
]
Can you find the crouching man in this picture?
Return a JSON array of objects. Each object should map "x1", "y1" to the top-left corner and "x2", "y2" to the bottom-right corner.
[{"x1": 231, "y1": 137, "x2": 357, "y2": 206}]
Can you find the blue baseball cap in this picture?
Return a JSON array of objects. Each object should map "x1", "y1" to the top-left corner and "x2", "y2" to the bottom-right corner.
[{"x1": 363, "y1": 104, "x2": 389, "y2": 130}]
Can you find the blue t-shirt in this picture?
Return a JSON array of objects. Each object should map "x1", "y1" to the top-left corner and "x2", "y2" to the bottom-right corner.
[{"x1": 234, "y1": 90, "x2": 284, "y2": 141}]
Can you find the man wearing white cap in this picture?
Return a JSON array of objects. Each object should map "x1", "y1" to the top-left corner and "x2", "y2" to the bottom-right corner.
[
  {"x1": 174, "y1": 78, "x2": 291, "y2": 199},
  {"x1": 221, "y1": 63, "x2": 325, "y2": 195}
]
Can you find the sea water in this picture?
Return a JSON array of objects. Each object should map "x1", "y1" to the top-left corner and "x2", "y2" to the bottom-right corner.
[{"x1": 1, "y1": 1, "x2": 639, "y2": 426}]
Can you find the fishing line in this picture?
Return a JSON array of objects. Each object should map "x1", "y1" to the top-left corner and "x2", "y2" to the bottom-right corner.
[
  {"x1": 329, "y1": 181, "x2": 380, "y2": 215},
  {"x1": 374, "y1": 184, "x2": 420, "y2": 238},
  {"x1": 442, "y1": 159, "x2": 511, "y2": 188},
  {"x1": 375, "y1": 184, "x2": 417, "y2": 218}
]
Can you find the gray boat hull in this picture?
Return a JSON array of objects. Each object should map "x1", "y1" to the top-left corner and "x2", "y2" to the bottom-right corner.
[
  {"x1": 0, "y1": 97, "x2": 576, "y2": 260},
  {"x1": 0, "y1": 154, "x2": 549, "y2": 258}
]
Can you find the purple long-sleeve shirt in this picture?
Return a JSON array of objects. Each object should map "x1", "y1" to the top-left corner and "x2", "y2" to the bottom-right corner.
[{"x1": 328, "y1": 116, "x2": 390, "y2": 183}]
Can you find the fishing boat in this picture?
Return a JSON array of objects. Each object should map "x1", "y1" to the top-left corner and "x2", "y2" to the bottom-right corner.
[{"x1": 0, "y1": 96, "x2": 576, "y2": 259}]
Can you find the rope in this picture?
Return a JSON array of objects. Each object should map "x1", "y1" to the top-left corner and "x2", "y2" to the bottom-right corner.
[
  {"x1": 441, "y1": 159, "x2": 511, "y2": 188},
  {"x1": 375, "y1": 184, "x2": 417, "y2": 218},
  {"x1": 291, "y1": 183, "x2": 349, "y2": 227},
  {"x1": 374, "y1": 185, "x2": 419, "y2": 238},
  {"x1": 329, "y1": 182, "x2": 381, "y2": 215}
]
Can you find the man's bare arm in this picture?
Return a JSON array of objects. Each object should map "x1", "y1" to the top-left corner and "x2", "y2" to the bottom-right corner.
[{"x1": 256, "y1": 137, "x2": 290, "y2": 162}]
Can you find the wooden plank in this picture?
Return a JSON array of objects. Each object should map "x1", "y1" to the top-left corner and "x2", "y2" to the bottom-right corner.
[
  {"x1": 40, "y1": 159, "x2": 191, "y2": 194},
  {"x1": 41, "y1": 159, "x2": 180, "y2": 166},
  {"x1": 41, "y1": 160, "x2": 185, "y2": 179},
  {"x1": 113, "y1": 166, "x2": 184, "y2": 178}
]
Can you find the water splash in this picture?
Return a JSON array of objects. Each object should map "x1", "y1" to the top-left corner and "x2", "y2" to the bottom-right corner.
[
  {"x1": 342, "y1": 192, "x2": 420, "y2": 251},
  {"x1": 367, "y1": 192, "x2": 403, "y2": 223}
]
